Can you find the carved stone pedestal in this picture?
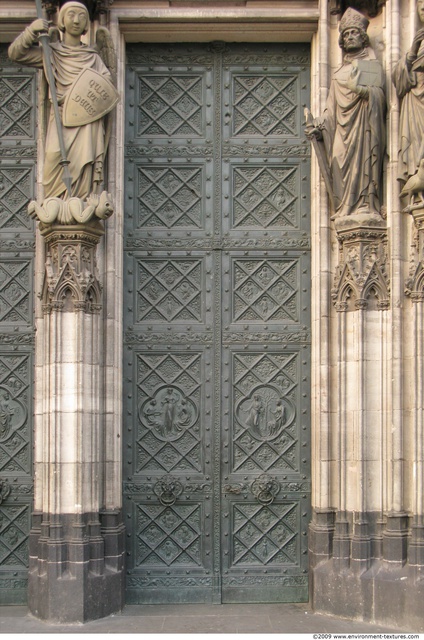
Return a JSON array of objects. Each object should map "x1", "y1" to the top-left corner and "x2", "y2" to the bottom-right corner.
[
  {"x1": 28, "y1": 224, "x2": 125, "y2": 623},
  {"x1": 331, "y1": 215, "x2": 389, "y2": 311},
  {"x1": 406, "y1": 207, "x2": 424, "y2": 299}
]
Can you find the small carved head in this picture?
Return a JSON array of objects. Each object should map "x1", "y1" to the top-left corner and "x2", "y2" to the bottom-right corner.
[
  {"x1": 338, "y1": 8, "x2": 370, "y2": 51},
  {"x1": 418, "y1": 0, "x2": 424, "y2": 24},
  {"x1": 58, "y1": 1, "x2": 89, "y2": 35}
]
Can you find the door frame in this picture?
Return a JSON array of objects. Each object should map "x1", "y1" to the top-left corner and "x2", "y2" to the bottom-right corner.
[{"x1": 95, "y1": 0, "x2": 327, "y2": 606}]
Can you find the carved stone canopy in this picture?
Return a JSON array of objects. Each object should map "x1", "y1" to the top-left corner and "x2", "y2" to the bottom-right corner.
[
  {"x1": 329, "y1": 0, "x2": 387, "y2": 18},
  {"x1": 42, "y1": 0, "x2": 113, "y2": 20}
]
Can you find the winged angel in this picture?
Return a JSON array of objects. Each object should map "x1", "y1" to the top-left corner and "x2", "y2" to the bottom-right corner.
[{"x1": 8, "y1": 1, "x2": 118, "y2": 225}]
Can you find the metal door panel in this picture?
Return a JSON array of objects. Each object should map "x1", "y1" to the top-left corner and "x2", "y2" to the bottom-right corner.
[
  {"x1": 124, "y1": 42, "x2": 311, "y2": 604},
  {"x1": 221, "y1": 344, "x2": 310, "y2": 602},
  {"x1": 219, "y1": 45, "x2": 310, "y2": 602},
  {"x1": 0, "y1": 47, "x2": 36, "y2": 605}
]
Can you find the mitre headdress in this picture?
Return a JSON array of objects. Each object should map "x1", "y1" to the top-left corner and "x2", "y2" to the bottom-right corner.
[{"x1": 339, "y1": 7, "x2": 369, "y2": 33}]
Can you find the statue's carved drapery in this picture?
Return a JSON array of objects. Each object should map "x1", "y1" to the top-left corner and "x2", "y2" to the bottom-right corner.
[
  {"x1": 306, "y1": 8, "x2": 388, "y2": 311},
  {"x1": 8, "y1": 1, "x2": 118, "y2": 225},
  {"x1": 306, "y1": 8, "x2": 386, "y2": 221}
]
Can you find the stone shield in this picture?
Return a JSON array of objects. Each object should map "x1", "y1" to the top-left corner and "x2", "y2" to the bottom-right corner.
[{"x1": 63, "y1": 68, "x2": 119, "y2": 127}]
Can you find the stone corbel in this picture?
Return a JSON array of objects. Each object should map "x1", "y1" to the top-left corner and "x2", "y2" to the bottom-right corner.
[
  {"x1": 331, "y1": 218, "x2": 390, "y2": 311},
  {"x1": 40, "y1": 223, "x2": 104, "y2": 314},
  {"x1": 405, "y1": 207, "x2": 424, "y2": 301}
]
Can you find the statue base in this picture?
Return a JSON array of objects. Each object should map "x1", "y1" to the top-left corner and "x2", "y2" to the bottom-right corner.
[
  {"x1": 29, "y1": 191, "x2": 114, "y2": 225},
  {"x1": 332, "y1": 213, "x2": 389, "y2": 311}
]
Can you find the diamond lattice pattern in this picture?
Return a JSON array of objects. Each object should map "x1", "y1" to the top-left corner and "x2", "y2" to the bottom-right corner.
[
  {"x1": 0, "y1": 505, "x2": 29, "y2": 567},
  {"x1": 0, "y1": 75, "x2": 34, "y2": 139},
  {"x1": 0, "y1": 261, "x2": 31, "y2": 325},
  {"x1": 233, "y1": 165, "x2": 298, "y2": 229},
  {"x1": 136, "y1": 503, "x2": 202, "y2": 567},
  {"x1": 0, "y1": 355, "x2": 30, "y2": 475},
  {"x1": 138, "y1": 74, "x2": 204, "y2": 137},
  {"x1": 233, "y1": 74, "x2": 298, "y2": 137},
  {"x1": 137, "y1": 166, "x2": 203, "y2": 229},
  {"x1": 233, "y1": 258, "x2": 299, "y2": 323},
  {"x1": 136, "y1": 353, "x2": 202, "y2": 472},
  {"x1": 137, "y1": 259, "x2": 202, "y2": 323},
  {"x1": 0, "y1": 167, "x2": 33, "y2": 230},
  {"x1": 232, "y1": 502, "x2": 298, "y2": 566},
  {"x1": 233, "y1": 352, "x2": 299, "y2": 472}
]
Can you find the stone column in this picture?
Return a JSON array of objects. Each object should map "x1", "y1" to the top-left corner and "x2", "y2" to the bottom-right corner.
[
  {"x1": 28, "y1": 222, "x2": 125, "y2": 623},
  {"x1": 405, "y1": 207, "x2": 424, "y2": 569}
]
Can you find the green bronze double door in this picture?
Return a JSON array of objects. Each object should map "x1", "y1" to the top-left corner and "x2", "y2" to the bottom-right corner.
[{"x1": 123, "y1": 42, "x2": 311, "y2": 604}]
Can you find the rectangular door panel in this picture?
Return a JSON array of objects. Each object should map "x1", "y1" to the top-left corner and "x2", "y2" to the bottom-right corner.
[
  {"x1": 124, "y1": 42, "x2": 311, "y2": 604},
  {"x1": 0, "y1": 48, "x2": 36, "y2": 605}
]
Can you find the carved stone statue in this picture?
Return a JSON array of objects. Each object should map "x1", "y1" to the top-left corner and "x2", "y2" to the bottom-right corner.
[
  {"x1": 306, "y1": 8, "x2": 386, "y2": 221},
  {"x1": 8, "y1": 1, "x2": 118, "y2": 225},
  {"x1": 392, "y1": 0, "x2": 424, "y2": 200}
]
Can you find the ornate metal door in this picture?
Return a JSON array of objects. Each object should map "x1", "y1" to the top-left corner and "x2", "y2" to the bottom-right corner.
[
  {"x1": 124, "y1": 42, "x2": 311, "y2": 604},
  {"x1": 0, "y1": 46, "x2": 36, "y2": 604}
]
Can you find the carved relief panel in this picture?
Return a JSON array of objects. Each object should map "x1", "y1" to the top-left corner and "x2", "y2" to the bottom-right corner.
[
  {"x1": 124, "y1": 42, "x2": 311, "y2": 604},
  {"x1": 0, "y1": 47, "x2": 35, "y2": 604}
]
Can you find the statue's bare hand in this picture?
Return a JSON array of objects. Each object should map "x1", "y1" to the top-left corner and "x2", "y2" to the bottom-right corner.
[
  {"x1": 29, "y1": 19, "x2": 49, "y2": 35},
  {"x1": 409, "y1": 28, "x2": 424, "y2": 57},
  {"x1": 346, "y1": 66, "x2": 360, "y2": 93}
]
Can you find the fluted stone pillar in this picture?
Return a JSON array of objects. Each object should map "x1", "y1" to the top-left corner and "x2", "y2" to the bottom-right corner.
[
  {"x1": 309, "y1": 3, "x2": 424, "y2": 631},
  {"x1": 28, "y1": 223, "x2": 125, "y2": 623}
]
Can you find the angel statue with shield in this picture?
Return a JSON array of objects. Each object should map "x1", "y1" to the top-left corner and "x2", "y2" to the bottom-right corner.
[{"x1": 8, "y1": 1, "x2": 118, "y2": 225}]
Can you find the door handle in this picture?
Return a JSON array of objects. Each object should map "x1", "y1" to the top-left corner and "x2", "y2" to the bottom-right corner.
[
  {"x1": 251, "y1": 473, "x2": 281, "y2": 505},
  {"x1": 153, "y1": 475, "x2": 183, "y2": 506}
]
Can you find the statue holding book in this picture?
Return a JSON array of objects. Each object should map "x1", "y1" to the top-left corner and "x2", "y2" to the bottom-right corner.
[
  {"x1": 305, "y1": 8, "x2": 386, "y2": 221},
  {"x1": 8, "y1": 1, "x2": 118, "y2": 225},
  {"x1": 392, "y1": 0, "x2": 424, "y2": 190}
]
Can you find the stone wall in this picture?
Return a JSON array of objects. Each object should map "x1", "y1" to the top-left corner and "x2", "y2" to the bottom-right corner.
[
  {"x1": 0, "y1": 0, "x2": 423, "y2": 629},
  {"x1": 309, "y1": 1, "x2": 424, "y2": 631}
]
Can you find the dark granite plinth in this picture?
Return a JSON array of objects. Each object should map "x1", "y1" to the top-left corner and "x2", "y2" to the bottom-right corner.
[
  {"x1": 28, "y1": 511, "x2": 125, "y2": 623},
  {"x1": 310, "y1": 509, "x2": 424, "y2": 632}
]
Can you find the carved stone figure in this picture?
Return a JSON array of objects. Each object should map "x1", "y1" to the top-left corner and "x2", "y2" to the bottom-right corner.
[
  {"x1": 8, "y1": 1, "x2": 118, "y2": 225},
  {"x1": 306, "y1": 8, "x2": 386, "y2": 220},
  {"x1": 0, "y1": 391, "x2": 14, "y2": 441},
  {"x1": 392, "y1": 0, "x2": 424, "y2": 198}
]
